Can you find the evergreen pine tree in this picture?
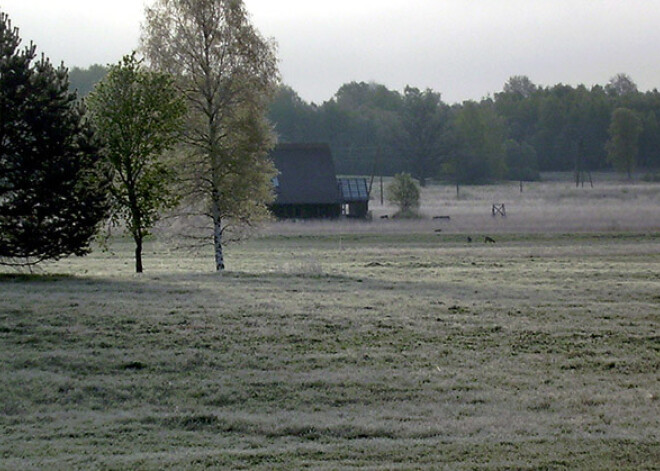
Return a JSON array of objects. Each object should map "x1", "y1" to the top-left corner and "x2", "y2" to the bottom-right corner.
[{"x1": 0, "y1": 12, "x2": 109, "y2": 266}]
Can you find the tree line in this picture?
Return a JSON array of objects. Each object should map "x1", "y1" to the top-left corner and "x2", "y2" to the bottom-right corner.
[
  {"x1": 70, "y1": 58, "x2": 659, "y2": 188},
  {"x1": 270, "y1": 75, "x2": 660, "y2": 185}
]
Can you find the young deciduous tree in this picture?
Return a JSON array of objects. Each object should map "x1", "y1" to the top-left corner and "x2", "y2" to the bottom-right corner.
[
  {"x1": 606, "y1": 107, "x2": 642, "y2": 179},
  {"x1": 87, "y1": 53, "x2": 186, "y2": 273},
  {"x1": 0, "y1": 12, "x2": 109, "y2": 267},
  {"x1": 386, "y1": 173, "x2": 420, "y2": 217},
  {"x1": 141, "y1": 0, "x2": 279, "y2": 271}
]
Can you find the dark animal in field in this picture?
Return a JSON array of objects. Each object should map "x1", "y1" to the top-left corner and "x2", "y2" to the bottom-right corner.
[
  {"x1": 380, "y1": 215, "x2": 389, "y2": 219},
  {"x1": 467, "y1": 236, "x2": 472, "y2": 243},
  {"x1": 434, "y1": 229, "x2": 442, "y2": 233},
  {"x1": 484, "y1": 236, "x2": 496, "y2": 243},
  {"x1": 433, "y1": 215, "x2": 451, "y2": 220}
]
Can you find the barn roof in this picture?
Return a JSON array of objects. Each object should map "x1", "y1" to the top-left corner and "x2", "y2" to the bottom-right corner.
[
  {"x1": 270, "y1": 144, "x2": 342, "y2": 205},
  {"x1": 338, "y1": 177, "x2": 369, "y2": 202}
]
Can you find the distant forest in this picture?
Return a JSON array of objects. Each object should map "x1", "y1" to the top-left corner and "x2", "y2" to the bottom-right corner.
[{"x1": 70, "y1": 66, "x2": 660, "y2": 182}]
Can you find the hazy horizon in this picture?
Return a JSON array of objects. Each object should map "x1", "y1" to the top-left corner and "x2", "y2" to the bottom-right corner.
[{"x1": 2, "y1": 0, "x2": 659, "y2": 104}]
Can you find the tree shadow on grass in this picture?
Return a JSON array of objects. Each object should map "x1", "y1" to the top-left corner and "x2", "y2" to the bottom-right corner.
[{"x1": 0, "y1": 273, "x2": 75, "y2": 283}]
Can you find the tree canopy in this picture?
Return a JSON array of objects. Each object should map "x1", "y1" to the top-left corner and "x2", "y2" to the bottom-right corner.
[
  {"x1": 0, "y1": 12, "x2": 109, "y2": 267},
  {"x1": 69, "y1": 64, "x2": 109, "y2": 97},
  {"x1": 606, "y1": 107, "x2": 643, "y2": 178},
  {"x1": 394, "y1": 87, "x2": 448, "y2": 187}
]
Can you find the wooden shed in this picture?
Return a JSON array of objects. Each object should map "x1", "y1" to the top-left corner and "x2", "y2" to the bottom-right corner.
[
  {"x1": 338, "y1": 177, "x2": 370, "y2": 218},
  {"x1": 269, "y1": 144, "x2": 343, "y2": 219}
]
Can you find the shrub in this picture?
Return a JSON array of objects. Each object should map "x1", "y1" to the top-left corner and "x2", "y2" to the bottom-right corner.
[{"x1": 386, "y1": 173, "x2": 421, "y2": 217}]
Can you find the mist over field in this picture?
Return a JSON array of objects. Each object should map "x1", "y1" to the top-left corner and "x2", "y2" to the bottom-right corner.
[{"x1": 263, "y1": 175, "x2": 660, "y2": 236}]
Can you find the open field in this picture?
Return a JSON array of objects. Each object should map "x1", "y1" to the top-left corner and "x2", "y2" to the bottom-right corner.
[
  {"x1": 1, "y1": 177, "x2": 659, "y2": 469},
  {"x1": 271, "y1": 173, "x2": 660, "y2": 236}
]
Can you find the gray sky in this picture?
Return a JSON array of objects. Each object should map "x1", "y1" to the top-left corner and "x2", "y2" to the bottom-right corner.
[{"x1": 2, "y1": 0, "x2": 659, "y2": 104}]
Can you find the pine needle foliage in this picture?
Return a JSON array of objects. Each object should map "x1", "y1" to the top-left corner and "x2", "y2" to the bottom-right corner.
[{"x1": 0, "y1": 12, "x2": 109, "y2": 267}]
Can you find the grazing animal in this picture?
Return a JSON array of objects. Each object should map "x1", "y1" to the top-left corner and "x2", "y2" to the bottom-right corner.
[
  {"x1": 380, "y1": 215, "x2": 389, "y2": 219},
  {"x1": 484, "y1": 236, "x2": 496, "y2": 244},
  {"x1": 467, "y1": 236, "x2": 472, "y2": 243},
  {"x1": 434, "y1": 229, "x2": 442, "y2": 233}
]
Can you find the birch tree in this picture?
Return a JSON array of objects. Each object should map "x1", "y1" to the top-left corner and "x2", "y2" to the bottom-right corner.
[{"x1": 141, "y1": 0, "x2": 278, "y2": 271}]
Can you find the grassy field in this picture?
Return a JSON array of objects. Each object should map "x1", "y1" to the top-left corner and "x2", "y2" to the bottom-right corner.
[{"x1": 1, "y1": 177, "x2": 659, "y2": 469}]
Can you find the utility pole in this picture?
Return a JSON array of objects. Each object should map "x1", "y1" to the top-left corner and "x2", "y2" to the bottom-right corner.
[{"x1": 380, "y1": 175, "x2": 384, "y2": 205}]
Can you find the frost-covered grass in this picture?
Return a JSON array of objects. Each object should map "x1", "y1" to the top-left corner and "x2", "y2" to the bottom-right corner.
[
  {"x1": 1, "y1": 176, "x2": 659, "y2": 469},
  {"x1": 1, "y1": 231, "x2": 659, "y2": 469}
]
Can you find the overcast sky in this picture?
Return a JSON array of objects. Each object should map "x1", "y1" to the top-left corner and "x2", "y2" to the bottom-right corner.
[{"x1": 2, "y1": 0, "x2": 659, "y2": 104}]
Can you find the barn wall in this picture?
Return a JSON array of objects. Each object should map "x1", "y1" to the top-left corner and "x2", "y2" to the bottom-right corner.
[{"x1": 271, "y1": 203, "x2": 342, "y2": 219}]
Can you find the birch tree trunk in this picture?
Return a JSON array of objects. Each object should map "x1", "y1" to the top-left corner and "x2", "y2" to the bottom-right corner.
[{"x1": 212, "y1": 199, "x2": 225, "y2": 271}]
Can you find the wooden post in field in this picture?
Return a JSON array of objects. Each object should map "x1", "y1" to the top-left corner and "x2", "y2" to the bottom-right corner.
[
  {"x1": 368, "y1": 145, "x2": 379, "y2": 198},
  {"x1": 492, "y1": 204, "x2": 506, "y2": 217},
  {"x1": 380, "y1": 175, "x2": 384, "y2": 205}
]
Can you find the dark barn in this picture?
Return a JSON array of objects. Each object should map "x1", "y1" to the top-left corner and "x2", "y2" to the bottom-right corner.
[
  {"x1": 270, "y1": 144, "x2": 342, "y2": 219},
  {"x1": 269, "y1": 144, "x2": 370, "y2": 220}
]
